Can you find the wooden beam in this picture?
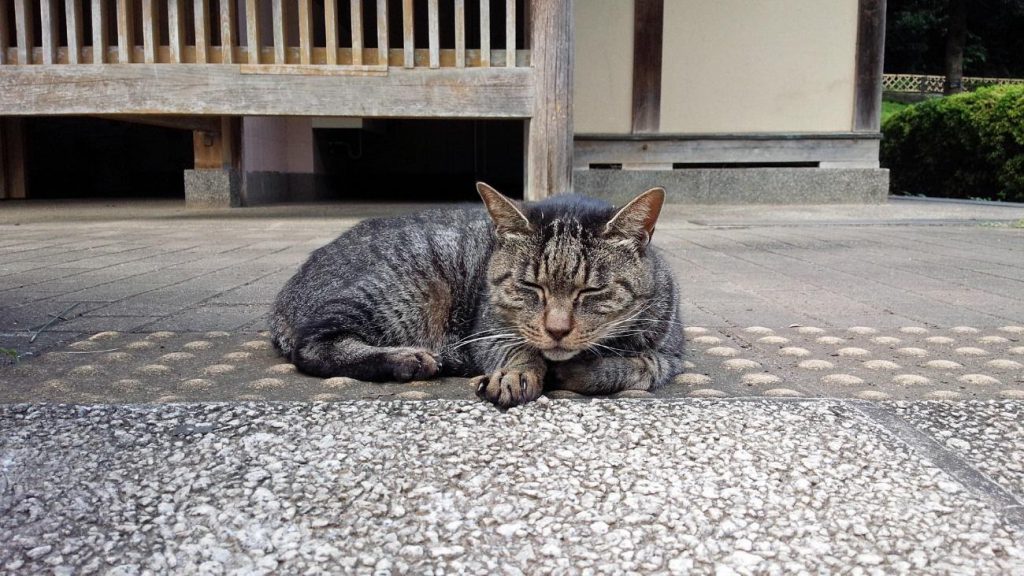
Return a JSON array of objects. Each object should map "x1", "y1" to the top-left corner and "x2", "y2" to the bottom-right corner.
[
  {"x1": 66, "y1": 0, "x2": 85, "y2": 64},
  {"x1": 169, "y1": 0, "x2": 186, "y2": 63},
  {"x1": 116, "y1": 0, "x2": 135, "y2": 63},
  {"x1": 527, "y1": 0, "x2": 574, "y2": 199},
  {"x1": 14, "y1": 0, "x2": 34, "y2": 64},
  {"x1": 194, "y1": 0, "x2": 210, "y2": 63},
  {"x1": 350, "y1": 0, "x2": 363, "y2": 65},
  {"x1": 854, "y1": 0, "x2": 886, "y2": 132},
  {"x1": 0, "y1": 65, "x2": 536, "y2": 118},
  {"x1": 92, "y1": 0, "x2": 107, "y2": 63},
  {"x1": 41, "y1": 0, "x2": 60, "y2": 65},
  {"x1": 631, "y1": 0, "x2": 663, "y2": 134},
  {"x1": 1, "y1": 119, "x2": 27, "y2": 199},
  {"x1": 220, "y1": 0, "x2": 236, "y2": 64},
  {"x1": 194, "y1": 117, "x2": 239, "y2": 169}
]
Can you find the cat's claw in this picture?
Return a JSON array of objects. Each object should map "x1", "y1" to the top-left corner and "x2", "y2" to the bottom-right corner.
[{"x1": 472, "y1": 368, "x2": 543, "y2": 408}]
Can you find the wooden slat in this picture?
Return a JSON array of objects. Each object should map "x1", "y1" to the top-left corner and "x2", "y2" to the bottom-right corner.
[
  {"x1": 505, "y1": 0, "x2": 515, "y2": 67},
  {"x1": 402, "y1": 0, "x2": 413, "y2": 68},
  {"x1": 0, "y1": 65, "x2": 535, "y2": 117},
  {"x1": 116, "y1": 0, "x2": 134, "y2": 63},
  {"x1": 350, "y1": 0, "x2": 363, "y2": 65},
  {"x1": 194, "y1": 0, "x2": 210, "y2": 63},
  {"x1": 91, "y1": 0, "x2": 107, "y2": 64},
  {"x1": 245, "y1": 0, "x2": 260, "y2": 64},
  {"x1": 528, "y1": 0, "x2": 574, "y2": 199},
  {"x1": 376, "y1": 0, "x2": 388, "y2": 66},
  {"x1": 854, "y1": 0, "x2": 887, "y2": 132},
  {"x1": 220, "y1": 0, "x2": 236, "y2": 64},
  {"x1": 14, "y1": 0, "x2": 33, "y2": 65},
  {"x1": 427, "y1": 0, "x2": 439, "y2": 68},
  {"x1": 298, "y1": 0, "x2": 312, "y2": 64},
  {"x1": 0, "y1": 119, "x2": 27, "y2": 199},
  {"x1": 141, "y1": 0, "x2": 157, "y2": 63},
  {"x1": 324, "y1": 0, "x2": 338, "y2": 64},
  {"x1": 454, "y1": 0, "x2": 465, "y2": 67},
  {"x1": 272, "y1": 0, "x2": 287, "y2": 64},
  {"x1": 40, "y1": 0, "x2": 59, "y2": 64},
  {"x1": 479, "y1": 0, "x2": 489, "y2": 67},
  {"x1": 631, "y1": 0, "x2": 663, "y2": 133},
  {"x1": 169, "y1": 0, "x2": 185, "y2": 63},
  {"x1": 65, "y1": 0, "x2": 84, "y2": 64},
  {"x1": 0, "y1": 0, "x2": 9, "y2": 65}
]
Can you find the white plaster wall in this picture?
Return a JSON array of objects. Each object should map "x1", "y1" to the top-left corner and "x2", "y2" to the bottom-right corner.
[
  {"x1": 241, "y1": 117, "x2": 315, "y2": 174},
  {"x1": 574, "y1": 0, "x2": 635, "y2": 134}
]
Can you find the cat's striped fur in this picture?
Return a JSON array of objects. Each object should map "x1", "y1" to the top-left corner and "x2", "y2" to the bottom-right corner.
[{"x1": 270, "y1": 183, "x2": 685, "y2": 407}]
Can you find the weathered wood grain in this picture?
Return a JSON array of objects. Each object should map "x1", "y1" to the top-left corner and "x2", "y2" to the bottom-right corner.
[
  {"x1": 141, "y1": 0, "x2": 158, "y2": 63},
  {"x1": 116, "y1": 0, "x2": 134, "y2": 63},
  {"x1": 351, "y1": 0, "x2": 363, "y2": 65},
  {"x1": 479, "y1": 0, "x2": 489, "y2": 67},
  {"x1": 325, "y1": 0, "x2": 338, "y2": 64},
  {"x1": 0, "y1": 65, "x2": 535, "y2": 117},
  {"x1": 14, "y1": 0, "x2": 33, "y2": 64},
  {"x1": 454, "y1": 0, "x2": 465, "y2": 67},
  {"x1": 65, "y1": 0, "x2": 84, "y2": 64},
  {"x1": 272, "y1": 0, "x2": 287, "y2": 64},
  {"x1": 169, "y1": 0, "x2": 186, "y2": 63},
  {"x1": 91, "y1": 0, "x2": 107, "y2": 63},
  {"x1": 299, "y1": 0, "x2": 313, "y2": 64},
  {"x1": 527, "y1": 0, "x2": 574, "y2": 199},
  {"x1": 376, "y1": 0, "x2": 388, "y2": 66},
  {"x1": 245, "y1": 0, "x2": 260, "y2": 64},
  {"x1": 402, "y1": 0, "x2": 413, "y2": 68},
  {"x1": 194, "y1": 0, "x2": 210, "y2": 63},
  {"x1": 220, "y1": 0, "x2": 236, "y2": 63},
  {"x1": 505, "y1": 0, "x2": 515, "y2": 67},
  {"x1": 428, "y1": 0, "x2": 439, "y2": 68},
  {"x1": 631, "y1": 0, "x2": 662, "y2": 133},
  {"x1": 41, "y1": 0, "x2": 59, "y2": 64},
  {"x1": 854, "y1": 0, "x2": 886, "y2": 132}
]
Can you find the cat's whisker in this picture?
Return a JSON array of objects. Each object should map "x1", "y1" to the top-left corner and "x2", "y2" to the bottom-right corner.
[{"x1": 449, "y1": 333, "x2": 521, "y2": 350}]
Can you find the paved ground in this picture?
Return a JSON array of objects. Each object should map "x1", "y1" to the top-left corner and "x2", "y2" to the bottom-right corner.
[{"x1": 1, "y1": 196, "x2": 1024, "y2": 573}]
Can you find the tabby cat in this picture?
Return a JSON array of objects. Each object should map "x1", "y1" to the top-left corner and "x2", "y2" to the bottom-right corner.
[{"x1": 270, "y1": 183, "x2": 685, "y2": 407}]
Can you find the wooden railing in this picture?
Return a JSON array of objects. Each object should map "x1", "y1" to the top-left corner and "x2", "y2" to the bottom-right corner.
[{"x1": 0, "y1": 0, "x2": 527, "y2": 69}]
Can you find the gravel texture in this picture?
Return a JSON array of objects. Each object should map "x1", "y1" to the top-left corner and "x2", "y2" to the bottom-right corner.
[{"x1": 2, "y1": 400, "x2": 1023, "y2": 574}]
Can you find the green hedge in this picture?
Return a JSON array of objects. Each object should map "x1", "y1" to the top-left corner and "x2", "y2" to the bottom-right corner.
[{"x1": 881, "y1": 85, "x2": 1024, "y2": 202}]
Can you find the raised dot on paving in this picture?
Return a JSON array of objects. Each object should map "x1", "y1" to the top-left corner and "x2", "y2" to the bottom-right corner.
[
  {"x1": 822, "y1": 374, "x2": 864, "y2": 385},
  {"x1": 863, "y1": 360, "x2": 901, "y2": 371},
  {"x1": 979, "y1": 335, "x2": 1010, "y2": 344},
  {"x1": 816, "y1": 336, "x2": 845, "y2": 345},
  {"x1": 795, "y1": 326, "x2": 825, "y2": 335},
  {"x1": 126, "y1": 340, "x2": 156, "y2": 351},
  {"x1": 856, "y1": 390, "x2": 891, "y2": 400},
  {"x1": 692, "y1": 335, "x2": 722, "y2": 345},
  {"x1": 159, "y1": 352, "x2": 195, "y2": 363},
  {"x1": 179, "y1": 378, "x2": 213, "y2": 390},
  {"x1": 68, "y1": 340, "x2": 99, "y2": 351},
  {"x1": 674, "y1": 373, "x2": 712, "y2": 386},
  {"x1": 927, "y1": 390, "x2": 962, "y2": 401},
  {"x1": 311, "y1": 393, "x2": 343, "y2": 401},
  {"x1": 798, "y1": 359, "x2": 834, "y2": 371},
  {"x1": 896, "y1": 347, "x2": 929, "y2": 357},
  {"x1": 922, "y1": 360, "x2": 963, "y2": 370},
  {"x1": 688, "y1": 388, "x2": 727, "y2": 398},
  {"x1": 223, "y1": 351, "x2": 253, "y2": 361},
  {"x1": 779, "y1": 347, "x2": 811, "y2": 357},
  {"x1": 951, "y1": 326, "x2": 979, "y2": 334},
  {"x1": 137, "y1": 364, "x2": 171, "y2": 375},
  {"x1": 147, "y1": 331, "x2": 177, "y2": 340},
  {"x1": 958, "y1": 374, "x2": 1001, "y2": 386},
  {"x1": 205, "y1": 331, "x2": 231, "y2": 338},
  {"x1": 723, "y1": 358, "x2": 760, "y2": 371},
  {"x1": 250, "y1": 378, "x2": 285, "y2": 389},
  {"x1": 741, "y1": 373, "x2": 781, "y2": 386},
  {"x1": 899, "y1": 326, "x2": 929, "y2": 335},
  {"x1": 925, "y1": 336, "x2": 956, "y2": 345},
  {"x1": 1010, "y1": 347, "x2": 1024, "y2": 356},
  {"x1": 871, "y1": 336, "x2": 902, "y2": 345},
  {"x1": 88, "y1": 331, "x2": 121, "y2": 341},
  {"x1": 242, "y1": 340, "x2": 272, "y2": 351},
  {"x1": 744, "y1": 326, "x2": 775, "y2": 335},
  {"x1": 955, "y1": 347, "x2": 989, "y2": 356},
  {"x1": 203, "y1": 364, "x2": 236, "y2": 375},
  {"x1": 683, "y1": 326, "x2": 708, "y2": 335},
  {"x1": 323, "y1": 376, "x2": 359, "y2": 388},
  {"x1": 705, "y1": 346, "x2": 738, "y2": 357},
  {"x1": 986, "y1": 359, "x2": 1024, "y2": 371},
  {"x1": 757, "y1": 336, "x2": 789, "y2": 344},
  {"x1": 236, "y1": 394, "x2": 267, "y2": 402},
  {"x1": 69, "y1": 364, "x2": 101, "y2": 377},
  {"x1": 156, "y1": 395, "x2": 183, "y2": 403},
  {"x1": 99, "y1": 352, "x2": 131, "y2": 363},
  {"x1": 267, "y1": 363, "x2": 298, "y2": 374},
  {"x1": 1000, "y1": 390, "x2": 1024, "y2": 399},
  {"x1": 183, "y1": 340, "x2": 213, "y2": 351},
  {"x1": 892, "y1": 374, "x2": 932, "y2": 386},
  {"x1": 847, "y1": 326, "x2": 878, "y2": 335},
  {"x1": 113, "y1": 379, "x2": 142, "y2": 391},
  {"x1": 999, "y1": 325, "x2": 1024, "y2": 334},
  {"x1": 837, "y1": 347, "x2": 870, "y2": 357},
  {"x1": 683, "y1": 361, "x2": 696, "y2": 370},
  {"x1": 763, "y1": 388, "x2": 802, "y2": 397}
]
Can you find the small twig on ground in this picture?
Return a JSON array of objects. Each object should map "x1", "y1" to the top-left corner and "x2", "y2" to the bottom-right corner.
[
  {"x1": 61, "y1": 348, "x2": 120, "y2": 354},
  {"x1": 30, "y1": 303, "x2": 80, "y2": 343}
]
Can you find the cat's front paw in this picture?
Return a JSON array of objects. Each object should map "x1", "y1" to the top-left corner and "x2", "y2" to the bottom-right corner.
[
  {"x1": 385, "y1": 348, "x2": 440, "y2": 382},
  {"x1": 471, "y1": 368, "x2": 543, "y2": 408}
]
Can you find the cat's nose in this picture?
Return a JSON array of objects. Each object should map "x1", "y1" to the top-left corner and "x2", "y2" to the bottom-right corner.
[{"x1": 544, "y1": 309, "x2": 573, "y2": 341}]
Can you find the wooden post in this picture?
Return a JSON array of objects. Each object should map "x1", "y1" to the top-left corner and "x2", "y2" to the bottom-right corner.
[
  {"x1": 631, "y1": 0, "x2": 663, "y2": 134},
  {"x1": 479, "y1": 0, "x2": 490, "y2": 67},
  {"x1": 220, "y1": 0, "x2": 236, "y2": 63},
  {"x1": 376, "y1": 0, "x2": 388, "y2": 66},
  {"x1": 272, "y1": 0, "x2": 287, "y2": 64},
  {"x1": 193, "y1": 117, "x2": 239, "y2": 170},
  {"x1": 0, "y1": 0, "x2": 9, "y2": 65},
  {"x1": 117, "y1": 0, "x2": 135, "y2": 63},
  {"x1": 854, "y1": 0, "x2": 886, "y2": 132},
  {"x1": 299, "y1": 0, "x2": 313, "y2": 64},
  {"x1": 505, "y1": 0, "x2": 515, "y2": 67},
  {"x1": 428, "y1": 0, "x2": 439, "y2": 68},
  {"x1": 0, "y1": 119, "x2": 27, "y2": 200},
  {"x1": 527, "y1": 0, "x2": 574, "y2": 200},
  {"x1": 402, "y1": 0, "x2": 413, "y2": 68},
  {"x1": 454, "y1": 0, "x2": 465, "y2": 67}
]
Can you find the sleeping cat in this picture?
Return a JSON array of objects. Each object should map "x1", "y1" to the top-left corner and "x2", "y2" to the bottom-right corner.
[{"x1": 270, "y1": 183, "x2": 685, "y2": 407}]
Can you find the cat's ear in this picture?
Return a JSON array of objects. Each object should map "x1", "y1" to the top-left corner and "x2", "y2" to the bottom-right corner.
[
  {"x1": 604, "y1": 187, "x2": 665, "y2": 248},
  {"x1": 477, "y1": 182, "x2": 532, "y2": 238}
]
